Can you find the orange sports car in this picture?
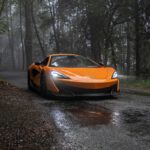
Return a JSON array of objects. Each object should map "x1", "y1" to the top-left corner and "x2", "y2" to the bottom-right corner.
[{"x1": 28, "y1": 54, "x2": 120, "y2": 97}]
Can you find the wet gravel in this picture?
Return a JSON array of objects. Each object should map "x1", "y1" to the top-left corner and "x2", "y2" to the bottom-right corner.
[
  {"x1": 38, "y1": 95, "x2": 150, "y2": 150},
  {"x1": 0, "y1": 81, "x2": 59, "y2": 150},
  {"x1": 0, "y1": 72, "x2": 150, "y2": 150}
]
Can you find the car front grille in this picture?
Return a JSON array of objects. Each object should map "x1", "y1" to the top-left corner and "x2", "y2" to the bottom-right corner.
[{"x1": 55, "y1": 82, "x2": 118, "y2": 96}]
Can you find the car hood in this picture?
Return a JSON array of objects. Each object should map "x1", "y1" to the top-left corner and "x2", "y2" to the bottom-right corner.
[{"x1": 51, "y1": 67, "x2": 110, "y2": 80}]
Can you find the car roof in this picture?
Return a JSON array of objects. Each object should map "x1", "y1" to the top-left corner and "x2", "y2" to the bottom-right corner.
[{"x1": 48, "y1": 53, "x2": 79, "y2": 57}]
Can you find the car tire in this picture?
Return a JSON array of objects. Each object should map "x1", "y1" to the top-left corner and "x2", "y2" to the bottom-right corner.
[
  {"x1": 28, "y1": 71, "x2": 33, "y2": 90},
  {"x1": 40, "y1": 72, "x2": 49, "y2": 98}
]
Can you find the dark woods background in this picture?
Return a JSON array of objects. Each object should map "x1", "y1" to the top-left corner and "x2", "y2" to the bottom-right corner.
[{"x1": 0, "y1": 0, "x2": 150, "y2": 77}]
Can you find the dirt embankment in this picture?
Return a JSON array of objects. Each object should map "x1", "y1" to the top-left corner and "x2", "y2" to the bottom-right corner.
[{"x1": 0, "y1": 81, "x2": 58, "y2": 150}]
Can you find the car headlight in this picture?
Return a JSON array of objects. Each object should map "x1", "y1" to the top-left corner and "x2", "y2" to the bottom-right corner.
[
  {"x1": 51, "y1": 71, "x2": 70, "y2": 79},
  {"x1": 112, "y1": 71, "x2": 118, "y2": 79}
]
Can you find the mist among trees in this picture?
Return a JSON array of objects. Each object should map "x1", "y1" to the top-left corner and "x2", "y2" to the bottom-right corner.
[{"x1": 0, "y1": 0, "x2": 150, "y2": 77}]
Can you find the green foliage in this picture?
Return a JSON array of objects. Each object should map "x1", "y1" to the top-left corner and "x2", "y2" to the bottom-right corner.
[
  {"x1": 0, "y1": 0, "x2": 149, "y2": 75},
  {"x1": 123, "y1": 79, "x2": 150, "y2": 89},
  {"x1": 0, "y1": 19, "x2": 8, "y2": 33},
  {"x1": 0, "y1": 76, "x2": 3, "y2": 81}
]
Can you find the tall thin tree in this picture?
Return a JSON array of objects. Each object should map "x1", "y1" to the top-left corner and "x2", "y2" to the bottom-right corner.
[{"x1": 24, "y1": 0, "x2": 33, "y2": 68}]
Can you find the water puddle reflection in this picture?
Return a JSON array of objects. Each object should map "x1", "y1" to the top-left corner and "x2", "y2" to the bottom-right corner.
[
  {"x1": 67, "y1": 107, "x2": 112, "y2": 126},
  {"x1": 49, "y1": 102, "x2": 113, "y2": 128},
  {"x1": 45, "y1": 101, "x2": 150, "y2": 137}
]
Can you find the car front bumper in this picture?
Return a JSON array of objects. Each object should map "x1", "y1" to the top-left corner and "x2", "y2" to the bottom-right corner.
[
  {"x1": 55, "y1": 83, "x2": 118, "y2": 96},
  {"x1": 49, "y1": 80, "x2": 120, "y2": 96}
]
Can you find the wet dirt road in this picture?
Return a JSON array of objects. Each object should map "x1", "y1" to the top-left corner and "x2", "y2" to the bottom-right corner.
[{"x1": 1, "y1": 72, "x2": 150, "y2": 150}]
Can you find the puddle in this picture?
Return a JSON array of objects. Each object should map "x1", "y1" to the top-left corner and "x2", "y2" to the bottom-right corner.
[
  {"x1": 44, "y1": 100, "x2": 150, "y2": 137},
  {"x1": 67, "y1": 105, "x2": 112, "y2": 126},
  {"x1": 48, "y1": 102, "x2": 113, "y2": 128}
]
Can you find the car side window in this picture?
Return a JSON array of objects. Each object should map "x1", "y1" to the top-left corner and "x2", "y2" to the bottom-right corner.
[{"x1": 41, "y1": 57, "x2": 49, "y2": 66}]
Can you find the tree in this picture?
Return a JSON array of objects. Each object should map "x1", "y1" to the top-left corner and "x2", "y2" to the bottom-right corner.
[
  {"x1": 32, "y1": 2, "x2": 46, "y2": 58},
  {"x1": 24, "y1": 0, "x2": 33, "y2": 68},
  {"x1": 0, "y1": 0, "x2": 6, "y2": 16},
  {"x1": 0, "y1": 0, "x2": 149, "y2": 77},
  {"x1": 7, "y1": 0, "x2": 15, "y2": 69},
  {"x1": 19, "y1": 0, "x2": 26, "y2": 70},
  {"x1": 134, "y1": 0, "x2": 140, "y2": 76}
]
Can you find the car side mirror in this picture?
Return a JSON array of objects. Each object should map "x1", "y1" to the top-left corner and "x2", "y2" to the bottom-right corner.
[{"x1": 35, "y1": 62, "x2": 41, "y2": 65}]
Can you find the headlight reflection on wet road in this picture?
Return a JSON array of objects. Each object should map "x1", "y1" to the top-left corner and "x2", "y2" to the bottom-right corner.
[
  {"x1": 112, "y1": 111, "x2": 121, "y2": 126},
  {"x1": 51, "y1": 107, "x2": 72, "y2": 131}
]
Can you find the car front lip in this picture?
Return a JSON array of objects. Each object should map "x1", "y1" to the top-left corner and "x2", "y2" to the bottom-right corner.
[{"x1": 51, "y1": 81, "x2": 119, "y2": 96}]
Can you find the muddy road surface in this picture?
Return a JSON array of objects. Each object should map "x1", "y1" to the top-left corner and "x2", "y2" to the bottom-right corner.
[{"x1": 1, "y1": 71, "x2": 150, "y2": 150}]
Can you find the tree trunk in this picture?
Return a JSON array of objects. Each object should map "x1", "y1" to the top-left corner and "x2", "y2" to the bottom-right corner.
[
  {"x1": 135, "y1": 0, "x2": 140, "y2": 76},
  {"x1": 110, "y1": 40, "x2": 117, "y2": 69},
  {"x1": 88, "y1": 13, "x2": 101, "y2": 62},
  {"x1": 104, "y1": 38, "x2": 109, "y2": 65},
  {"x1": 7, "y1": 1, "x2": 15, "y2": 70},
  {"x1": 19, "y1": 0, "x2": 26, "y2": 70},
  {"x1": 48, "y1": 0, "x2": 60, "y2": 53},
  {"x1": 24, "y1": 0, "x2": 33, "y2": 68},
  {"x1": 126, "y1": 22, "x2": 131, "y2": 75},
  {"x1": 31, "y1": 6, "x2": 46, "y2": 58}
]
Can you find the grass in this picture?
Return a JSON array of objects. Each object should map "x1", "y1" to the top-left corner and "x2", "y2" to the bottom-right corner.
[
  {"x1": 0, "y1": 76, "x2": 4, "y2": 81},
  {"x1": 121, "y1": 79, "x2": 150, "y2": 90}
]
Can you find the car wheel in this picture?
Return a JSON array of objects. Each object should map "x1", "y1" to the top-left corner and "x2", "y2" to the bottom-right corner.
[
  {"x1": 28, "y1": 71, "x2": 33, "y2": 90},
  {"x1": 40, "y1": 72, "x2": 49, "y2": 98}
]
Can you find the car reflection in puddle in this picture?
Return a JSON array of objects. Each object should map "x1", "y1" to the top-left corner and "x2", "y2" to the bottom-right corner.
[
  {"x1": 44, "y1": 101, "x2": 150, "y2": 140},
  {"x1": 49, "y1": 102, "x2": 113, "y2": 130},
  {"x1": 67, "y1": 107, "x2": 112, "y2": 126}
]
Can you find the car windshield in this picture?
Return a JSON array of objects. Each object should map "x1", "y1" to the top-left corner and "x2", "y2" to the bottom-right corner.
[{"x1": 50, "y1": 55, "x2": 100, "y2": 68}]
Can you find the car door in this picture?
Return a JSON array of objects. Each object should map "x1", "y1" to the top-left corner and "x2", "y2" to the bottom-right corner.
[{"x1": 32, "y1": 57, "x2": 49, "y2": 87}]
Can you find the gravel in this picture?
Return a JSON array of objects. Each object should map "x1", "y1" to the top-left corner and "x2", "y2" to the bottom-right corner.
[{"x1": 0, "y1": 81, "x2": 59, "y2": 150}]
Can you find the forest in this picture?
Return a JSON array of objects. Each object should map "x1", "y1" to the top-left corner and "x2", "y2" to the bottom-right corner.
[{"x1": 0, "y1": 0, "x2": 150, "y2": 77}]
